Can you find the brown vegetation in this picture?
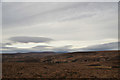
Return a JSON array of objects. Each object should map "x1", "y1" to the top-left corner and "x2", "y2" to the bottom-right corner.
[{"x1": 2, "y1": 51, "x2": 120, "y2": 79}]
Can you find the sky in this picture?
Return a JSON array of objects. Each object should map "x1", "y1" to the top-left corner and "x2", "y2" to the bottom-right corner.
[{"x1": 1, "y1": 2, "x2": 118, "y2": 53}]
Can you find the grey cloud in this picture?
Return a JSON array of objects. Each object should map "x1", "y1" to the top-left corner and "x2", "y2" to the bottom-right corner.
[
  {"x1": 2, "y1": 43, "x2": 12, "y2": 46},
  {"x1": 0, "y1": 43, "x2": 12, "y2": 48},
  {"x1": 3, "y1": 2, "x2": 117, "y2": 28},
  {"x1": 32, "y1": 45, "x2": 52, "y2": 51},
  {"x1": 1, "y1": 43, "x2": 73, "y2": 53},
  {"x1": 2, "y1": 45, "x2": 52, "y2": 53},
  {"x1": 79, "y1": 42, "x2": 119, "y2": 51},
  {"x1": 3, "y1": 2, "x2": 117, "y2": 42},
  {"x1": 3, "y1": 3, "x2": 81, "y2": 28},
  {"x1": 0, "y1": 43, "x2": 17, "y2": 50},
  {"x1": 33, "y1": 45, "x2": 52, "y2": 49},
  {"x1": 32, "y1": 45, "x2": 73, "y2": 52},
  {"x1": 1, "y1": 41, "x2": 119, "y2": 53},
  {"x1": 60, "y1": 13, "x2": 96, "y2": 22},
  {"x1": 2, "y1": 2, "x2": 118, "y2": 53},
  {"x1": 9, "y1": 36, "x2": 54, "y2": 43},
  {"x1": 52, "y1": 45, "x2": 73, "y2": 52},
  {"x1": 2, "y1": 48, "x2": 34, "y2": 53},
  {"x1": 1, "y1": 45, "x2": 34, "y2": 53},
  {"x1": 1, "y1": 46, "x2": 16, "y2": 49}
]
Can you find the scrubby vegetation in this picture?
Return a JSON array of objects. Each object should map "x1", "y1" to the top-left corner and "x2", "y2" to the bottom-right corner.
[{"x1": 2, "y1": 51, "x2": 120, "y2": 78}]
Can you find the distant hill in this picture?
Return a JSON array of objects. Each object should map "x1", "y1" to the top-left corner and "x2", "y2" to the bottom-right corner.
[{"x1": 3, "y1": 50, "x2": 119, "y2": 63}]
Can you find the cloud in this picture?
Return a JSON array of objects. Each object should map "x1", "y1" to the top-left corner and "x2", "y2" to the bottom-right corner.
[
  {"x1": 3, "y1": 2, "x2": 117, "y2": 29},
  {"x1": 0, "y1": 42, "x2": 17, "y2": 50},
  {"x1": 3, "y1": 2, "x2": 117, "y2": 42},
  {"x1": 2, "y1": 3, "x2": 87, "y2": 28},
  {"x1": 1, "y1": 45, "x2": 52, "y2": 53},
  {"x1": 2, "y1": 43, "x2": 12, "y2": 46},
  {"x1": 0, "y1": 43, "x2": 12, "y2": 49},
  {"x1": 9, "y1": 36, "x2": 54, "y2": 43},
  {"x1": 2, "y1": 2, "x2": 118, "y2": 53},
  {"x1": 1, "y1": 46, "x2": 16, "y2": 50},
  {"x1": 32, "y1": 45, "x2": 73, "y2": 52},
  {"x1": 52, "y1": 45, "x2": 73, "y2": 52},
  {"x1": 33, "y1": 45, "x2": 52, "y2": 49},
  {"x1": 79, "y1": 42, "x2": 119, "y2": 51},
  {"x1": 32, "y1": 45, "x2": 52, "y2": 51},
  {"x1": 1, "y1": 41, "x2": 119, "y2": 53},
  {"x1": 1, "y1": 44, "x2": 34, "y2": 53},
  {"x1": 2, "y1": 48, "x2": 34, "y2": 53}
]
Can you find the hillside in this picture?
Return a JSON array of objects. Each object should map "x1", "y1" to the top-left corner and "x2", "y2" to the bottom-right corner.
[{"x1": 2, "y1": 50, "x2": 120, "y2": 79}]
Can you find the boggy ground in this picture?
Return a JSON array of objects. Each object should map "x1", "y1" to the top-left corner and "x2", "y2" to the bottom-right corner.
[{"x1": 2, "y1": 51, "x2": 120, "y2": 79}]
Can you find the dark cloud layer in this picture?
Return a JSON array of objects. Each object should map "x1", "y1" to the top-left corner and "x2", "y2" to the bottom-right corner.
[
  {"x1": 1, "y1": 46, "x2": 16, "y2": 49},
  {"x1": 0, "y1": 43, "x2": 12, "y2": 49},
  {"x1": 1, "y1": 44, "x2": 73, "y2": 53},
  {"x1": 1, "y1": 42, "x2": 119, "y2": 53},
  {"x1": 9, "y1": 36, "x2": 54, "y2": 43},
  {"x1": 2, "y1": 43, "x2": 12, "y2": 46},
  {"x1": 33, "y1": 45, "x2": 51, "y2": 48},
  {"x1": 52, "y1": 45, "x2": 73, "y2": 52},
  {"x1": 80, "y1": 42, "x2": 118, "y2": 51}
]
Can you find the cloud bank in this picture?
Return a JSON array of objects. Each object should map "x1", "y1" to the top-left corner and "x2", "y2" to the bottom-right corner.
[
  {"x1": 79, "y1": 42, "x2": 118, "y2": 51},
  {"x1": 9, "y1": 36, "x2": 54, "y2": 43},
  {"x1": 1, "y1": 41, "x2": 119, "y2": 53}
]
